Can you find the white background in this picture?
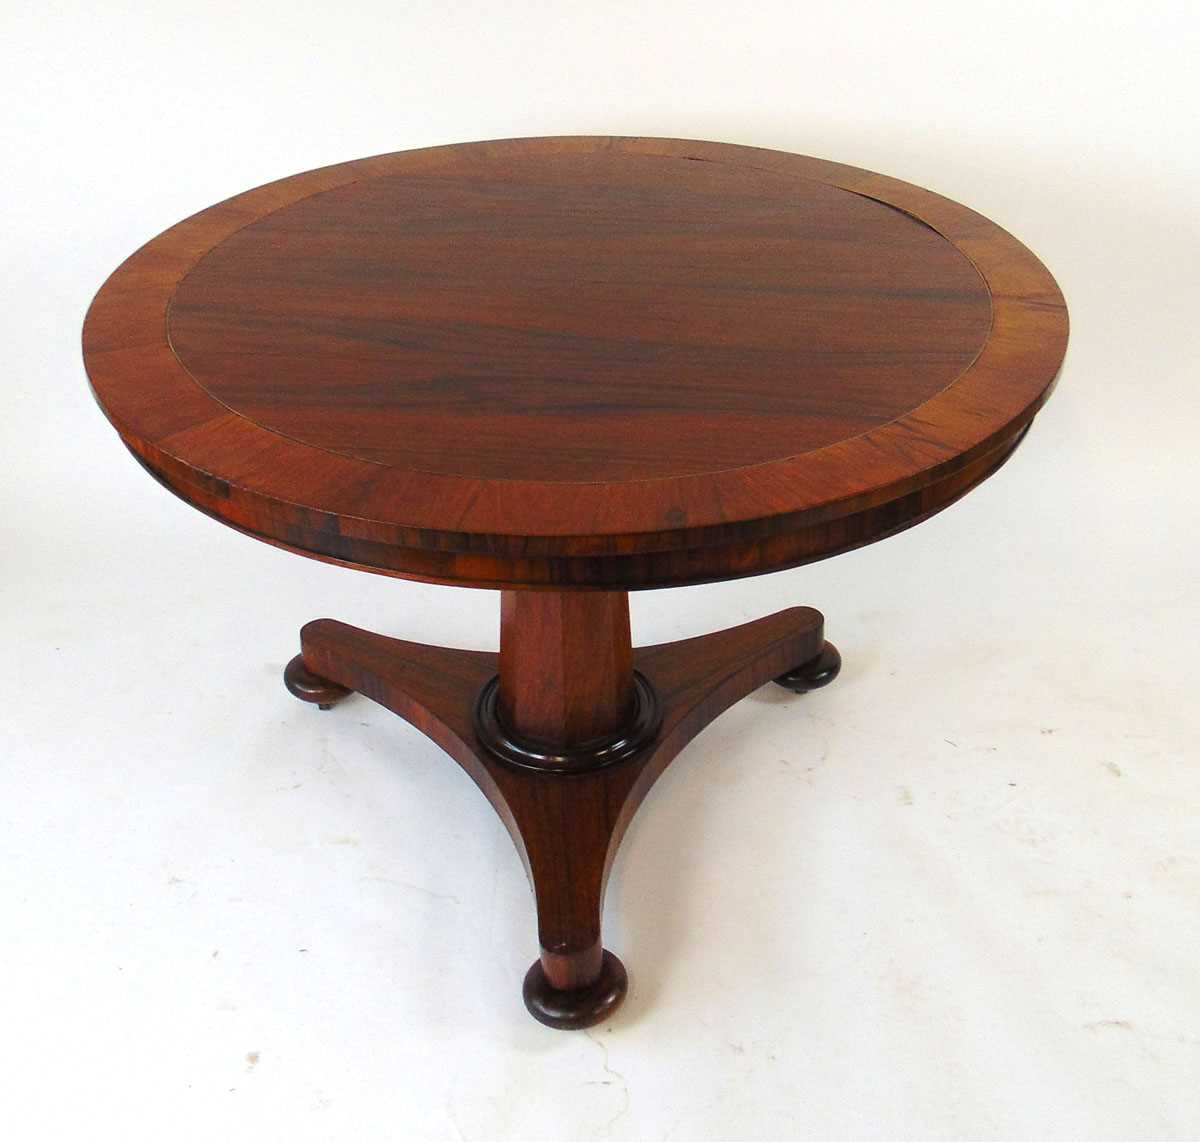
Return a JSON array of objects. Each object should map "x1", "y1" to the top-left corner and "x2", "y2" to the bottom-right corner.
[{"x1": 3, "y1": 2, "x2": 1198, "y2": 1138}]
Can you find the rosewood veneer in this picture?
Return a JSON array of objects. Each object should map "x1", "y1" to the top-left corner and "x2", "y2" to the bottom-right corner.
[{"x1": 83, "y1": 136, "x2": 1067, "y2": 1028}]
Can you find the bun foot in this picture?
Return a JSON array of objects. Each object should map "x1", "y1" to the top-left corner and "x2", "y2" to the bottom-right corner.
[
  {"x1": 522, "y1": 950, "x2": 628, "y2": 1030},
  {"x1": 774, "y1": 640, "x2": 842, "y2": 693},
  {"x1": 284, "y1": 655, "x2": 352, "y2": 710}
]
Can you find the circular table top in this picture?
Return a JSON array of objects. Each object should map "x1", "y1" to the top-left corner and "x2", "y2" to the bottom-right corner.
[{"x1": 83, "y1": 136, "x2": 1067, "y2": 590}]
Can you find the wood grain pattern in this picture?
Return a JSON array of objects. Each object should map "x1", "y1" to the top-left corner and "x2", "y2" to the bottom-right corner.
[
  {"x1": 296, "y1": 602, "x2": 827, "y2": 1027},
  {"x1": 83, "y1": 136, "x2": 1068, "y2": 591},
  {"x1": 498, "y1": 591, "x2": 633, "y2": 746},
  {"x1": 165, "y1": 155, "x2": 991, "y2": 482},
  {"x1": 82, "y1": 138, "x2": 1068, "y2": 1026}
]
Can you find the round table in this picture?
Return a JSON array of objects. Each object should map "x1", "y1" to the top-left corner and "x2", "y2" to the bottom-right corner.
[{"x1": 83, "y1": 136, "x2": 1068, "y2": 1028}]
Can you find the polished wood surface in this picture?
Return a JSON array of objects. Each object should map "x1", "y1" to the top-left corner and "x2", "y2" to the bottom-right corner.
[
  {"x1": 83, "y1": 136, "x2": 1067, "y2": 590},
  {"x1": 295, "y1": 602, "x2": 829, "y2": 1027},
  {"x1": 165, "y1": 154, "x2": 989, "y2": 482},
  {"x1": 82, "y1": 138, "x2": 1067, "y2": 1027},
  {"x1": 498, "y1": 591, "x2": 633, "y2": 746}
]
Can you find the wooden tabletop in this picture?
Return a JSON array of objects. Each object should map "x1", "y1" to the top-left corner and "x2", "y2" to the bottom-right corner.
[{"x1": 83, "y1": 137, "x2": 1067, "y2": 589}]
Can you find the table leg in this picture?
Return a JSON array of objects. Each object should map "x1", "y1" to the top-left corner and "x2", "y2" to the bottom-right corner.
[{"x1": 284, "y1": 595, "x2": 838, "y2": 1028}]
